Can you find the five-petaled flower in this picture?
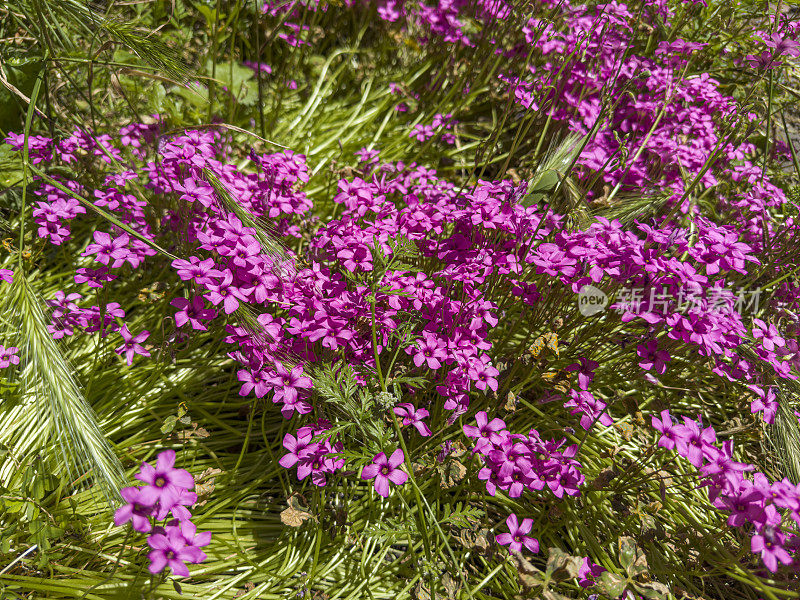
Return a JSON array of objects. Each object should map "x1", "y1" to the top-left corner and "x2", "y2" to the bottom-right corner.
[
  {"x1": 115, "y1": 325, "x2": 151, "y2": 366},
  {"x1": 393, "y1": 403, "x2": 432, "y2": 436},
  {"x1": 135, "y1": 449, "x2": 195, "y2": 507},
  {"x1": 361, "y1": 449, "x2": 408, "y2": 497},
  {"x1": 147, "y1": 524, "x2": 208, "y2": 577},
  {"x1": 495, "y1": 513, "x2": 539, "y2": 554},
  {"x1": 0, "y1": 345, "x2": 20, "y2": 369}
]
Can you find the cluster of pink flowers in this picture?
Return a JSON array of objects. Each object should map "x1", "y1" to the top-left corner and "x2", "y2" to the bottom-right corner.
[
  {"x1": 653, "y1": 411, "x2": 800, "y2": 572},
  {"x1": 464, "y1": 411, "x2": 585, "y2": 504},
  {"x1": 4, "y1": 13, "x2": 800, "y2": 571},
  {"x1": 279, "y1": 420, "x2": 345, "y2": 486},
  {"x1": 368, "y1": 0, "x2": 798, "y2": 244},
  {"x1": 114, "y1": 450, "x2": 210, "y2": 577},
  {"x1": 408, "y1": 113, "x2": 456, "y2": 144},
  {"x1": 6, "y1": 118, "x2": 796, "y2": 442},
  {"x1": 45, "y1": 291, "x2": 150, "y2": 365}
]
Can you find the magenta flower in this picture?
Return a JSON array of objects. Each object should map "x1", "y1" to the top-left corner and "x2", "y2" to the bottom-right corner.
[
  {"x1": 204, "y1": 270, "x2": 248, "y2": 314},
  {"x1": 749, "y1": 384, "x2": 778, "y2": 424},
  {"x1": 114, "y1": 486, "x2": 155, "y2": 533},
  {"x1": 412, "y1": 331, "x2": 448, "y2": 370},
  {"x1": 751, "y1": 526, "x2": 792, "y2": 573},
  {"x1": 176, "y1": 519, "x2": 212, "y2": 549},
  {"x1": 717, "y1": 480, "x2": 766, "y2": 528},
  {"x1": 115, "y1": 325, "x2": 150, "y2": 366},
  {"x1": 83, "y1": 230, "x2": 130, "y2": 267},
  {"x1": 467, "y1": 356, "x2": 500, "y2": 392},
  {"x1": 176, "y1": 177, "x2": 216, "y2": 208},
  {"x1": 752, "y1": 319, "x2": 785, "y2": 353},
  {"x1": 171, "y1": 256, "x2": 222, "y2": 286},
  {"x1": 135, "y1": 449, "x2": 195, "y2": 507},
  {"x1": 268, "y1": 363, "x2": 313, "y2": 405},
  {"x1": 700, "y1": 439, "x2": 754, "y2": 488},
  {"x1": 393, "y1": 403, "x2": 432, "y2": 437},
  {"x1": 0, "y1": 269, "x2": 12, "y2": 284},
  {"x1": 651, "y1": 409, "x2": 683, "y2": 450},
  {"x1": 0, "y1": 346, "x2": 20, "y2": 369},
  {"x1": 564, "y1": 389, "x2": 613, "y2": 430},
  {"x1": 278, "y1": 430, "x2": 314, "y2": 470},
  {"x1": 636, "y1": 340, "x2": 671, "y2": 375},
  {"x1": 463, "y1": 411, "x2": 506, "y2": 454},
  {"x1": 674, "y1": 417, "x2": 717, "y2": 468},
  {"x1": 75, "y1": 266, "x2": 116, "y2": 288},
  {"x1": 171, "y1": 297, "x2": 217, "y2": 331},
  {"x1": 155, "y1": 487, "x2": 198, "y2": 521},
  {"x1": 578, "y1": 557, "x2": 605, "y2": 587},
  {"x1": 147, "y1": 525, "x2": 207, "y2": 577},
  {"x1": 361, "y1": 449, "x2": 408, "y2": 497},
  {"x1": 762, "y1": 32, "x2": 800, "y2": 58},
  {"x1": 565, "y1": 357, "x2": 599, "y2": 390},
  {"x1": 495, "y1": 513, "x2": 539, "y2": 554},
  {"x1": 409, "y1": 124, "x2": 435, "y2": 142},
  {"x1": 237, "y1": 368, "x2": 270, "y2": 398}
]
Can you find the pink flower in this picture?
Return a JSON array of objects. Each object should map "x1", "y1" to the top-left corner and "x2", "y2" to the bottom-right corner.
[
  {"x1": 115, "y1": 325, "x2": 150, "y2": 366},
  {"x1": 751, "y1": 526, "x2": 792, "y2": 573},
  {"x1": 748, "y1": 384, "x2": 778, "y2": 424},
  {"x1": 463, "y1": 411, "x2": 506, "y2": 454},
  {"x1": 176, "y1": 519, "x2": 212, "y2": 549},
  {"x1": 752, "y1": 319, "x2": 785, "y2": 353},
  {"x1": 361, "y1": 449, "x2": 408, "y2": 497},
  {"x1": 268, "y1": 363, "x2": 313, "y2": 405},
  {"x1": 0, "y1": 346, "x2": 20, "y2": 369},
  {"x1": 467, "y1": 356, "x2": 499, "y2": 392},
  {"x1": 171, "y1": 297, "x2": 216, "y2": 331},
  {"x1": 114, "y1": 486, "x2": 155, "y2": 533},
  {"x1": 409, "y1": 124, "x2": 435, "y2": 142},
  {"x1": 135, "y1": 450, "x2": 195, "y2": 507},
  {"x1": 565, "y1": 357, "x2": 599, "y2": 389},
  {"x1": 393, "y1": 403, "x2": 432, "y2": 436},
  {"x1": 412, "y1": 331, "x2": 448, "y2": 369},
  {"x1": 204, "y1": 270, "x2": 248, "y2": 314},
  {"x1": 636, "y1": 340, "x2": 671, "y2": 375},
  {"x1": 147, "y1": 524, "x2": 207, "y2": 577},
  {"x1": 172, "y1": 256, "x2": 222, "y2": 286},
  {"x1": 495, "y1": 513, "x2": 539, "y2": 554},
  {"x1": 578, "y1": 557, "x2": 605, "y2": 587},
  {"x1": 651, "y1": 409, "x2": 683, "y2": 451},
  {"x1": 83, "y1": 230, "x2": 130, "y2": 267},
  {"x1": 278, "y1": 430, "x2": 314, "y2": 470}
]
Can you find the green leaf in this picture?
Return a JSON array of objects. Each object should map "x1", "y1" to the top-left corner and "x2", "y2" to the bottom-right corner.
[
  {"x1": 171, "y1": 82, "x2": 210, "y2": 107},
  {"x1": 0, "y1": 57, "x2": 44, "y2": 132},
  {"x1": 596, "y1": 572, "x2": 628, "y2": 597},
  {"x1": 161, "y1": 415, "x2": 178, "y2": 434},
  {"x1": 204, "y1": 60, "x2": 258, "y2": 106},
  {"x1": 0, "y1": 144, "x2": 26, "y2": 188},
  {"x1": 618, "y1": 536, "x2": 637, "y2": 571},
  {"x1": 194, "y1": 3, "x2": 219, "y2": 26},
  {"x1": 634, "y1": 582, "x2": 670, "y2": 599}
]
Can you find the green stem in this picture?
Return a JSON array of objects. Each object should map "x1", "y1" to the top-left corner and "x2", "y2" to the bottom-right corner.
[{"x1": 18, "y1": 62, "x2": 47, "y2": 270}]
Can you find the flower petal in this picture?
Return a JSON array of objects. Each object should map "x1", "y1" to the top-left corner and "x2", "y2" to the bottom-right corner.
[
  {"x1": 388, "y1": 448, "x2": 405, "y2": 469},
  {"x1": 374, "y1": 475, "x2": 390, "y2": 498}
]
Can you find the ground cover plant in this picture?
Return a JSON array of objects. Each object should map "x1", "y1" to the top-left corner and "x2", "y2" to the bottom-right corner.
[{"x1": 2, "y1": 0, "x2": 800, "y2": 598}]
